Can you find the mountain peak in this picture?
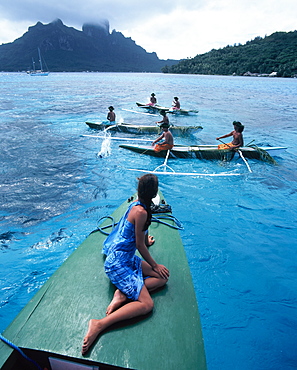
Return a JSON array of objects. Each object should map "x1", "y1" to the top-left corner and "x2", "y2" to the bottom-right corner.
[
  {"x1": 82, "y1": 20, "x2": 110, "y2": 37},
  {"x1": 0, "y1": 19, "x2": 178, "y2": 72},
  {"x1": 51, "y1": 19, "x2": 64, "y2": 27}
]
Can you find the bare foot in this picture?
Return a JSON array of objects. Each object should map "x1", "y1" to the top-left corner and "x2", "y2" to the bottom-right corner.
[
  {"x1": 82, "y1": 319, "x2": 104, "y2": 355},
  {"x1": 106, "y1": 289, "x2": 128, "y2": 315}
]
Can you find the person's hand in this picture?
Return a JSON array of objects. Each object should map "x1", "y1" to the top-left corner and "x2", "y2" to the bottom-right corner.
[
  {"x1": 153, "y1": 264, "x2": 170, "y2": 279},
  {"x1": 147, "y1": 235, "x2": 155, "y2": 246}
]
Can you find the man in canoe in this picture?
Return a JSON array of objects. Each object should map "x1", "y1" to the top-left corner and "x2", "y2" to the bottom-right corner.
[
  {"x1": 156, "y1": 109, "x2": 169, "y2": 127},
  {"x1": 148, "y1": 92, "x2": 157, "y2": 106},
  {"x1": 107, "y1": 106, "x2": 116, "y2": 123},
  {"x1": 216, "y1": 121, "x2": 244, "y2": 149},
  {"x1": 152, "y1": 118, "x2": 174, "y2": 152},
  {"x1": 82, "y1": 174, "x2": 169, "y2": 355}
]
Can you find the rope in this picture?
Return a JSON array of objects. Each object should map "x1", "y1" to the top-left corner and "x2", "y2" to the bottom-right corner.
[
  {"x1": 91, "y1": 216, "x2": 118, "y2": 235},
  {"x1": 0, "y1": 334, "x2": 43, "y2": 370},
  {"x1": 151, "y1": 214, "x2": 183, "y2": 230},
  {"x1": 93, "y1": 207, "x2": 183, "y2": 235}
]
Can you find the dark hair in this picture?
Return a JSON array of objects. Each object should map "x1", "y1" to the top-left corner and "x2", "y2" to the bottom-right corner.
[
  {"x1": 233, "y1": 121, "x2": 244, "y2": 133},
  {"x1": 137, "y1": 174, "x2": 158, "y2": 230},
  {"x1": 233, "y1": 121, "x2": 242, "y2": 127}
]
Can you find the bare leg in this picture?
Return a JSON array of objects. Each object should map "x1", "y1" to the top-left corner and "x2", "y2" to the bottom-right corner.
[
  {"x1": 141, "y1": 261, "x2": 168, "y2": 292},
  {"x1": 82, "y1": 285, "x2": 153, "y2": 355},
  {"x1": 106, "y1": 289, "x2": 128, "y2": 315}
]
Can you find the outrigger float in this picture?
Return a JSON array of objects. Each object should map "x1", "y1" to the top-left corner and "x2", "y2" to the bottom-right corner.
[
  {"x1": 0, "y1": 192, "x2": 206, "y2": 370},
  {"x1": 119, "y1": 143, "x2": 287, "y2": 161},
  {"x1": 85, "y1": 121, "x2": 203, "y2": 136},
  {"x1": 136, "y1": 102, "x2": 199, "y2": 115}
]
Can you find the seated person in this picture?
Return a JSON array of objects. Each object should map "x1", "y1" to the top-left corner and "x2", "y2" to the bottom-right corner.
[
  {"x1": 148, "y1": 93, "x2": 157, "y2": 106},
  {"x1": 216, "y1": 121, "x2": 244, "y2": 149},
  {"x1": 152, "y1": 121, "x2": 174, "y2": 152},
  {"x1": 171, "y1": 96, "x2": 180, "y2": 110},
  {"x1": 107, "y1": 106, "x2": 116, "y2": 123}
]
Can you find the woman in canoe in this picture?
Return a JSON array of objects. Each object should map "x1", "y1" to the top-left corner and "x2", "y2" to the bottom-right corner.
[
  {"x1": 216, "y1": 121, "x2": 244, "y2": 149},
  {"x1": 82, "y1": 174, "x2": 169, "y2": 355},
  {"x1": 171, "y1": 96, "x2": 180, "y2": 110}
]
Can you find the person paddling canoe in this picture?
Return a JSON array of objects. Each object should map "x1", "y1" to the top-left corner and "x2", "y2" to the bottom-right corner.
[
  {"x1": 153, "y1": 112, "x2": 174, "y2": 152},
  {"x1": 156, "y1": 109, "x2": 169, "y2": 126},
  {"x1": 216, "y1": 121, "x2": 244, "y2": 149}
]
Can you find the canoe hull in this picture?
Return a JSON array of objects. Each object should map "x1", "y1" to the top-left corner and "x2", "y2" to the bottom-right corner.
[
  {"x1": 119, "y1": 144, "x2": 287, "y2": 160},
  {"x1": 0, "y1": 193, "x2": 206, "y2": 370},
  {"x1": 136, "y1": 102, "x2": 199, "y2": 114},
  {"x1": 86, "y1": 121, "x2": 203, "y2": 136}
]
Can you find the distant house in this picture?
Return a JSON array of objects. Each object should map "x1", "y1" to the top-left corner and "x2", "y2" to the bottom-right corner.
[{"x1": 243, "y1": 71, "x2": 258, "y2": 77}]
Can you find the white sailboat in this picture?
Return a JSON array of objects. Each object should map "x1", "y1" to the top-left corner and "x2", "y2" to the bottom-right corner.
[{"x1": 29, "y1": 48, "x2": 49, "y2": 76}]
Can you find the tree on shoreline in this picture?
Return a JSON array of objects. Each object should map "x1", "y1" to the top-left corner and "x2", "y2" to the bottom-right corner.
[{"x1": 163, "y1": 31, "x2": 297, "y2": 77}]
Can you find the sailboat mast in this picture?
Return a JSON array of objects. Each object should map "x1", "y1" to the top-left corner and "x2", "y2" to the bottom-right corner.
[
  {"x1": 29, "y1": 48, "x2": 49, "y2": 75},
  {"x1": 38, "y1": 48, "x2": 43, "y2": 71}
]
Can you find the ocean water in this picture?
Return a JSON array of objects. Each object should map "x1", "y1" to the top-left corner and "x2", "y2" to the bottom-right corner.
[{"x1": 0, "y1": 72, "x2": 296, "y2": 369}]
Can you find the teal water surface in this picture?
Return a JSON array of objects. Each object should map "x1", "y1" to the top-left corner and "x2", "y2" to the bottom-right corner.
[{"x1": 0, "y1": 72, "x2": 296, "y2": 369}]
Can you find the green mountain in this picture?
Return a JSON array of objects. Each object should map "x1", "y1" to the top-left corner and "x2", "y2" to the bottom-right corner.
[
  {"x1": 162, "y1": 31, "x2": 297, "y2": 77},
  {"x1": 0, "y1": 19, "x2": 177, "y2": 72}
]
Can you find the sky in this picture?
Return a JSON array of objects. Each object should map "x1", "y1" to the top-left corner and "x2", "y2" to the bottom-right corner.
[{"x1": 0, "y1": 0, "x2": 296, "y2": 60}]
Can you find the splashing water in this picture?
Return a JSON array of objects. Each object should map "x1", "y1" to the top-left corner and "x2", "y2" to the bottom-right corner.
[
  {"x1": 97, "y1": 115, "x2": 125, "y2": 157},
  {"x1": 97, "y1": 129, "x2": 112, "y2": 157}
]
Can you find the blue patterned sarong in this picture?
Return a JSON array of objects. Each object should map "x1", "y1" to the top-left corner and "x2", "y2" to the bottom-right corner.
[{"x1": 102, "y1": 201, "x2": 146, "y2": 301}]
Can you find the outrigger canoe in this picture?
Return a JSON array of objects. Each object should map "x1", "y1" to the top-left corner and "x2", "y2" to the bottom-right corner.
[
  {"x1": 0, "y1": 192, "x2": 206, "y2": 370},
  {"x1": 119, "y1": 143, "x2": 287, "y2": 161},
  {"x1": 86, "y1": 121, "x2": 203, "y2": 136},
  {"x1": 136, "y1": 102, "x2": 199, "y2": 115}
]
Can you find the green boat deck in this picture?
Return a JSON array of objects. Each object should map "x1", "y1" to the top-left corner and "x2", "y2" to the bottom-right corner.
[
  {"x1": 0, "y1": 194, "x2": 206, "y2": 370},
  {"x1": 85, "y1": 121, "x2": 203, "y2": 136}
]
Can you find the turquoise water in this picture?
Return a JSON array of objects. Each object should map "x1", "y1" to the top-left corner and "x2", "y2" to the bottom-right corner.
[{"x1": 0, "y1": 72, "x2": 296, "y2": 369}]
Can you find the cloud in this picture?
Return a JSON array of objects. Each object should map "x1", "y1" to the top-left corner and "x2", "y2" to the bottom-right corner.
[
  {"x1": 0, "y1": 0, "x2": 296, "y2": 59},
  {"x1": 126, "y1": 0, "x2": 297, "y2": 59}
]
